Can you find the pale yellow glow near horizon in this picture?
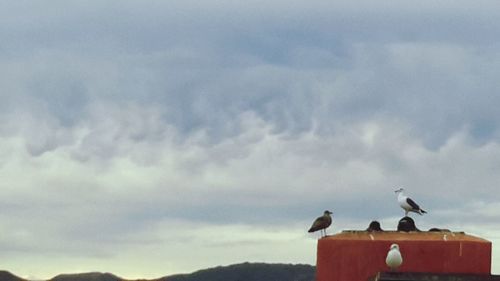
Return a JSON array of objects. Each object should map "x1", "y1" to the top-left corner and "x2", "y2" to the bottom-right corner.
[{"x1": 1, "y1": 223, "x2": 317, "y2": 280}]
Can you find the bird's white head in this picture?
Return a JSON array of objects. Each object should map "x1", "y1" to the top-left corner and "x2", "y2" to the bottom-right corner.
[
  {"x1": 394, "y1": 188, "x2": 404, "y2": 194},
  {"x1": 390, "y1": 243, "x2": 400, "y2": 250}
]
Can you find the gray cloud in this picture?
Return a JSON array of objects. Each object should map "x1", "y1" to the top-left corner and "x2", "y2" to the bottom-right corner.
[
  {"x1": 4, "y1": 0, "x2": 500, "y2": 146},
  {"x1": 2, "y1": 0, "x2": 500, "y2": 278}
]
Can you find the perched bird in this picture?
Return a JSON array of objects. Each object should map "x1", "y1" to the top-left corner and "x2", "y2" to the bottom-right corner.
[
  {"x1": 308, "y1": 210, "x2": 333, "y2": 237},
  {"x1": 366, "y1": 221, "x2": 383, "y2": 232},
  {"x1": 395, "y1": 188, "x2": 427, "y2": 216},
  {"x1": 385, "y1": 243, "x2": 403, "y2": 271}
]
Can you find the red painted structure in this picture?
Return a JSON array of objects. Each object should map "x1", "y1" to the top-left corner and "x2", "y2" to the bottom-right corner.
[{"x1": 316, "y1": 231, "x2": 491, "y2": 281}]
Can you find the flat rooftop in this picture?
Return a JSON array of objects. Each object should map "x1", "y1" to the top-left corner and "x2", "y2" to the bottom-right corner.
[{"x1": 323, "y1": 230, "x2": 490, "y2": 243}]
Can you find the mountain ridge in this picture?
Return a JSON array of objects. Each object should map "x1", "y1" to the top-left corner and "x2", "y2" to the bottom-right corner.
[
  {"x1": 49, "y1": 272, "x2": 121, "y2": 281},
  {"x1": 0, "y1": 270, "x2": 27, "y2": 281},
  {"x1": 160, "y1": 262, "x2": 315, "y2": 281},
  {"x1": 8, "y1": 262, "x2": 315, "y2": 281}
]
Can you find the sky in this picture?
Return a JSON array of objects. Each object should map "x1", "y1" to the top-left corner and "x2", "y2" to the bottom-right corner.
[{"x1": 2, "y1": 0, "x2": 500, "y2": 279}]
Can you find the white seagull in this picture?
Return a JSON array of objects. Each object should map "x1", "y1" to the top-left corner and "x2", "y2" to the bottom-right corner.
[
  {"x1": 395, "y1": 188, "x2": 427, "y2": 216},
  {"x1": 385, "y1": 243, "x2": 403, "y2": 271}
]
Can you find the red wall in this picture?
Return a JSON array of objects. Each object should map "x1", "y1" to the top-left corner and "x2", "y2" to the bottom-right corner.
[{"x1": 316, "y1": 231, "x2": 491, "y2": 281}]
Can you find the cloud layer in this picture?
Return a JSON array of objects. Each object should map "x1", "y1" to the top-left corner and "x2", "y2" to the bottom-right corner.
[{"x1": 1, "y1": 0, "x2": 500, "y2": 279}]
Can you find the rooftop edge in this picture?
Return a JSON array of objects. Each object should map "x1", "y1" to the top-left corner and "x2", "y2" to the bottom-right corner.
[{"x1": 320, "y1": 230, "x2": 490, "y2": 242}]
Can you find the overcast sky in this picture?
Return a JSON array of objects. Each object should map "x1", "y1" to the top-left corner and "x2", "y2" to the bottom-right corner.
[{"x1": 2, "y1": 0, "x2": 500, "y2": 279}]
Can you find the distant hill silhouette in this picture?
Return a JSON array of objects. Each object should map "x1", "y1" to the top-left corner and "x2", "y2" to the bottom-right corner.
[
  {"x1": 49, "y1": 272, "x2": 121, "y2": 281},
  {"x1": 0, "y1": 270, "x2": 26, "y2": 281},
  {"x1": 161, "y1": 262, "x2": 315, "y2": 281},
  {"x1": 0, "y1": 262, "x2": 315, "y2": 281}
]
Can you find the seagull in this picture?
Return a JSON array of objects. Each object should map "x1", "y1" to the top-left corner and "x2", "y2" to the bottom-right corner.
[
  {"x1": 395, "y1": 188, "x2": 427, "y2": 216},
  {"x1": 386, "y1": 243, "x2": 403, "y2": 271},
  {"x1": 308, "y1": 210, "x2": 333, "y2": 237}
]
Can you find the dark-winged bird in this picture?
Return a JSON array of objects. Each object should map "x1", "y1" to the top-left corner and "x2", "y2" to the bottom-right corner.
[
  {"x1": 308, "y1": 210, "x2": 333, "y2": 237},
  {"x1": 395, "y1": 188, "x2": 427, "y2": 216}
]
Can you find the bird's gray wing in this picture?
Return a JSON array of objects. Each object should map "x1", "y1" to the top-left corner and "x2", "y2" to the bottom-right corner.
[
  {"x1": 406, "y1": 197, "x2": 421, "y2": 210},
  {"x1": 313, "y1": 216, "x2": 328, "y2": 227},
  {"x1": 309, "y1": 216, "x2": 331, "y2": 232}
]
